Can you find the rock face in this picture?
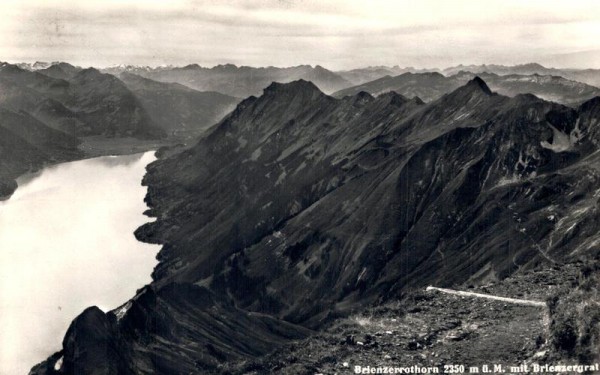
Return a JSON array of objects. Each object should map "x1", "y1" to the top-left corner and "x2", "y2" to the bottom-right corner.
[
  {"x1": 31, "y1": 286, "x2": 311, "y2": 375},
  {"x1": 34, "y1": 78, "x2": 600, "y2": 373},
  {"x1": 333, "y1": 71, "x2": 600, "y2": 107}
]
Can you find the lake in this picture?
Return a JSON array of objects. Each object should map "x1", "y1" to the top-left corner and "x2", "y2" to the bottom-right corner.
[{"x1": 0, "y1": 151, "x2": 160, "y2": 374}]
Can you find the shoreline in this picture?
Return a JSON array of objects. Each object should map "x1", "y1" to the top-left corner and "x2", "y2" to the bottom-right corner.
[{"x1": 0, "y1": 135, "x2": 177, "y2": 202}]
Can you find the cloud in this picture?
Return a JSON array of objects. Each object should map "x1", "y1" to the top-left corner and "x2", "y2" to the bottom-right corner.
[{"x1": 1, "y1": 0, "x2": 599, "y2": 69}]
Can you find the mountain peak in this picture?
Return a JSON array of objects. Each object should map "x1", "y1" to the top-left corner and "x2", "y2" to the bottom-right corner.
[
  {"x1": 0, "y1": 62, "x2": 25, "y2": 74},
  {"x1": 182, "y1": 63, "x2": 202, "y2": 70},
  {"x1": 263, "y1": 79, "x2": 324, "y2": 97},
  {"x1": 350, "y1": 91, "x2": 375, "y2": 106},
  {"x1": 72, "y1": 67, "x2": 104, "y2": 81},
  {"x1": 77, "y1": 67, "x2": 100, "y2": 75},
  {"x1": 213, "y1": 64, "x2": 238, "y2": 71},
  {"x1": 519, "y1": 62, "x2": 546, "y2": 69},
  {"x1": 376, "y1": 91, "x2": 409, "y2": 106},
  {"x1": 465, "y1": 76, "x2": 492, "y2": 95},
  {"x1": 411, "y1": 96, "x2": 425, "y2": 105}
]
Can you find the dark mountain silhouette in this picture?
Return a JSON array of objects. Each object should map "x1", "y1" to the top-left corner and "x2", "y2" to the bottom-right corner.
[
  {"x1": 0, "y1": 107, "x2": 83, "y2": 198},
  {"x1": 334, "y1": 71, "x2": 600, "y2": 107},
  {"x1": 32, "y1": 78, "x2": 600, "y2": 373}
]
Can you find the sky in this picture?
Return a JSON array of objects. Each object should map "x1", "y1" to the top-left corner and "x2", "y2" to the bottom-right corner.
[{"x1": 1, "y1": 0, "x2": 599, "y2": 70}]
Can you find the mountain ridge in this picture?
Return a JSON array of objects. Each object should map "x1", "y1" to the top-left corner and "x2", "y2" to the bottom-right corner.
[
  {"x1": 334, "y1": 71, "x2": 600, "y2": 107},
  {"x1": 102, "y1": 64, "x2": 353, "y2": 97},
  {"x1": 31, "y1": 77, "x2": 600, "y2": 373}
]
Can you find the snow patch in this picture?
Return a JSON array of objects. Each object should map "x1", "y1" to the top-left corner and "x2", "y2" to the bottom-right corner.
[
  {"x1": 540, "y1": 124, "x2": 576, "y2": 152},
  {"x1": 54, "y1": 356, "x2": 63, "y2": 371},
  {"x1": 114, "y1": 301, "x2": 132, "y2": 321},
  {"x1": 496, "y1": 175, "x2": 520, "y2": 187}
]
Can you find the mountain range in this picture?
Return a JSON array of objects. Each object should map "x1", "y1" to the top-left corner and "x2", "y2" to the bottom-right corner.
[
  {"x1": 335, "y1": 63, "x2": 600, "y2": 89},
  {"x1": 0, "y1": 62, "x2": 163, "y2": 138},
  {"x1": 103, "y1": 64, "x2": 352, "y2": 98},
  {"x1": 0, "y1": 62, "x2": 244, "y2": 199},
  {"x1": 30, "y1": 77, "x2": 600, "y2": 374},
  {"x1": 441, "y1": 63, "x2": 600, "y2": 87},
  {"x1": 334, "y1": 71, "x2": 600, "y2": 107}
]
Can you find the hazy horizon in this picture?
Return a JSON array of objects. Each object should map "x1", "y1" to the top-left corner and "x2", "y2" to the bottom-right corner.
[
  {"x1": 4, "y1": 60, "x2": 600, "y2": 72},
  {"x1": 1, "y1": 0, "x2": 599, "y2": 71}
]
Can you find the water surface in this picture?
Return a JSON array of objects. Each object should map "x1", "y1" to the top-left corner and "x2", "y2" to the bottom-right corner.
[{"x1": 0, "y1": 152, "x2": 160, "y2": 374}]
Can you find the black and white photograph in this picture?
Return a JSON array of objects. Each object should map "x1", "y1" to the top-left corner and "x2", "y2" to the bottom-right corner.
[{"x1": 0, "y1": 1, "x2": 599, "y2": 374}]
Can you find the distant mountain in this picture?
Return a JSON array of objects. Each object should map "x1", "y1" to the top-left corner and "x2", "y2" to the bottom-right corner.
[
  {"x1": 334, "y1": 72, "x2": 454, "y2": 102},
  {"x1": 38, "y1": 62, "x2": 81, "y2": 80},
  {"x1": 335, "y1": 66, "x2": 439, "y2": 85},
  {"x1": 63, "y1": 68, "x2": 164, "y2": 138},
  {"x1": 0, "y1": 63, "x2": 164, "y2": 138},
  {"x1": 333, "y1": 71, "x2": 600, "y2": 107},
  {"x1": 471, "y1": 72, "x2": 600, "y2": 106},
  {"x1": 443, "y1": 63, "x2": 600, "y2": 87},
  {"x1": 105, "y1": 64, "x2": 352, "y2": 97},
  {"x1": 118, "y1": 72, "x2": 239, "y2": 138},
  {"x1": 34, "y1": 78, "x2": 600, "y2": 372},
  {"x1": 334, "y1": 63, "x2": 600, "y2": 90},
  {"x1": 443, "y1": 62, "x2": 555, "y2": 76}
]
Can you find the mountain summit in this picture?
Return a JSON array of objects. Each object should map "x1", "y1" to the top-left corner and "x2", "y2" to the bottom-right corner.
[{"x1": 465, "y1": 76, "x2": 493, "y2": 95}]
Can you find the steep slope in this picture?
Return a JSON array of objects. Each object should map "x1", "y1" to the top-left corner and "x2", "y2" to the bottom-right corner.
[
  {"x1": 0, "y1": 126, "x2": 47, "y2": 197},
  {"x1": 33, "y1": 78, "x2": 600, "y2": 373},
  {"x1": 61, "y1": 68, "x2": 165, "y2": 138},
  {"x1": 0, "y1": 63, "x2": 165, "y2": 138},
  {"x1": 0, "y1": 108, "x2": 83, "y2": 198},
  {"x1": 118, "y1": 72, "x2": 239, "y2": 139},
  {"x1": 0, "y1": 107, "x2": 81, "y2": 158},
  {"x1": 111, "y1": 64, "x2": 352, "y2": 97},
  {"x1": 334, "y1": 71, "x2": 600, "y2": 107}
]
